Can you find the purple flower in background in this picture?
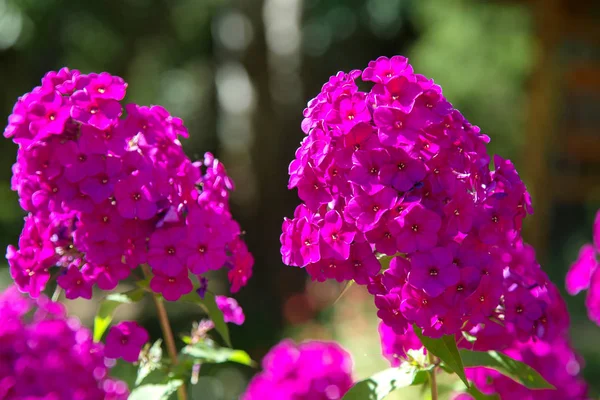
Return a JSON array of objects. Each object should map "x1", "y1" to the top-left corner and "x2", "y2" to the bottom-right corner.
[
  {"x1": 0, "y1": 286, "x2": 128, "y2": 399},
  {"x1": 216, "y1": 295, "x2": 245, "y2": 325},
  {"x1": 242, "y1": 340, "x2": 354, "y2": 400},
  {"x1": 105, "y1": 321, "x2": 149, "y2": 363},
  {"x1": 566, "y1": 244, "x2": 598, "y2": 296}
]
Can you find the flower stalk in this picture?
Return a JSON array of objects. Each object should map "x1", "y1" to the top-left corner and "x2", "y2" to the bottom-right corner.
[{"x1": 142, "y1": 264, "x2": 188, "y2": 400}]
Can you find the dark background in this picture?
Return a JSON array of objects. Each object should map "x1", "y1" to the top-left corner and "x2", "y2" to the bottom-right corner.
[{"x1": 1, "y1": 0, "x2": 599, "y2": 398}]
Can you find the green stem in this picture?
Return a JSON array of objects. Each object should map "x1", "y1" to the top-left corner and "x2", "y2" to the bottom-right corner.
[
  {"x1": 141, "y1": 265, "x2": 188, "y2": 400},
  {"x1": 51, "y1": 285, "x2": 62, "y2": 302},
  {"x1": 428, "y1": 352, "x2": 438, "y2": 400}
]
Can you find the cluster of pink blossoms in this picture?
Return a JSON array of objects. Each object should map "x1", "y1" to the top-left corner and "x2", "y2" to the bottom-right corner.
[
  {"x1": 4, "y1": 68, "x2": 253, "y2": 301},
  {"x1": 242, "y1": 340, "x2": 354, "y2": 400},
  {"x1": 565, "y1": 210, "x2": 600, "y2": 325},
  {"x1": 0, "y1": 286, "x2": 128, "y2": 399},
  {"x1": 281, "y1": 56, "x2": 564, "y2": 340},
  {"x1": 379, "y1": 285, "x2": 588, "y2": 398}
]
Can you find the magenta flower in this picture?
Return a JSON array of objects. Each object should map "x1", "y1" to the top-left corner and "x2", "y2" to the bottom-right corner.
[
  {"x1": 77, "y1": 72, "x2": 127, "y2": 101},
  {"x1": 91, "y1": 260, "x2": 131, "y2": 291},
  {"x1": 114, "y1": 175, "x2": 157, "y2": 220},
  {"x1": 297, "y1": 166, "x2": 332, "y2": 210},
  {"x1": 362, "y1": 55, "x2": 412, "y2": 84},
  {"x1": 70, "y1": 90, "x2": 122, "y2": 130},
  {"x1": 390, "y1": 204, "x2": 441, "y2": 253},
  {"x1": 345, "y1": 187, "x2": 397, "y2": 232},
  {"x1": 57, "y1": 262, "x2": 93, "y2": 299},
  {"x1": 148, "y1": 227, "x2": 191, "y2": 276},
  {"x1": 215, "y1": 295, "x2": 245, "y2": 325},
  {"x1": 0, "y1": 286, "x2": 128, "y2": 399},
  {"x1": 183, "y1": 225, "x2": 227, "y2": 274},
  {"x1": 504, "y1": 287, "x2": 543, "y2": 336},
  {"x1": 375, "y1": 293, "x2": 408, "y2": 334},
  {"x1": 373, "y1": 106, "x2": 421, "y2": 147},
  {"x1": 242, "y1": 340, "x2": 354, "y2": 400},
  {"x1": 79, "y1": 156, "x2": 122, "y2": 203},
  {"x1": 408, "y1": 247, "x2": 459, "y2": 297},
  {"x1": 565, "y1": 244, "x2": 598, "y2": 296},
  {"x1": 150, "y1": 270, "x2": 194, "y2": 301},
  {"x1": 464, "y1": 275, "x2": 502, "y2": 323},
  {"x1": 348, "y1": 148, "x2": 389, "y2": 194},
  {"x1": 28, "y1": 91, "x2": 70, "y2": 139},
  {"x1": 297, "y1": 217, "x2": 321, "y2": 265},
  {"x1": 372, "y1": 76, "x2": 423, "y2": 113},
  {"x1": 319, "y1": 210, "x2": 355, "y2": 260},
  {"x1": 105, "y1": 321, "x2": 149, "y2": 363},
  {"x1": 380, "y1": 147, "x2": 426, "y2": 192},
  {"x1": 378, "y1": 322, "x2": 422, "y2": 367},
  {"x1": 443, "y1": 190, "x2": 475, "y2": 234},
  {"x1": 347, "y1": 241, "x2": 380, "y2": 284}
]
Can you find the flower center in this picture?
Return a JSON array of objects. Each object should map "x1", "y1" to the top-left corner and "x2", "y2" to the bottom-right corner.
[
  {"x1": 90, "y1": 107, "x2": 98, "y2": 115},
  {"x1": 516, "y1": 306, "x2": 523, "y2": 314},
  {"x1": 167, "y1": 247, "x2": 176, "y2": 255},
  {"x1": 372, "y1": 205, "x2": 379, "y2": 212},
  {"x1": 491, "y1": 216, "x2": 499, "y2": 223},
  {"x1": 454, "y1": 209, "x2": 460, "y2": 216},
  {"x1": 479, "y1": 295, "x2": 485, "y2": 302},
  {"x1": 398, "y1": 163, "x2": 405, "y2": 170},
  {"x1": 97, "y1": 87, "x2": 106, "y2": 94},
  {"x1": 456, "y1": 284, "x2": 464, "y2": 291},
  {"x1": 429, "y1": 268, "x2": 438, "y2": 276},
  {"x1": 198, "y1": 245, "x2": 206, "y2": 253},
  {"x1": 48, "y1": 113, "x2": 56, "y2": 121},
  {"x1": 411, "y1": 224, "x2": 419, "y2": 232},
  {"x1": 132, "y1": 193, "x2": 142, "y2": 201},
  {"x1": 370, "y1": 167, "x2": 378, "y2": 174}
]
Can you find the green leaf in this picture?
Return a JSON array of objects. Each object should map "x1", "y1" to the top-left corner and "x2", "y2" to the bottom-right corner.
[
  {"x1": 342, "y1": 365, "x2": 424, "y2": 400},
  {"x1": 93, "y1": 288, "x2": 145, "y2": 342},
  {"x1": 128, "y1": 380, "x2": 183, "y2": 400},
  {"x1": 466, "y1": 385, "x2": 499, "y2": 400},
  {"x1": 180, "y1": 291, "x2": 231, "y2": 347},
  {"x1": 182, "y1": 342, "x2": 254, "y2": 366},
  {"x1": 413, "y1": 325, "x2": 468, "y2": 387},
  {"x1": 460, "y1": 350, "x2": 555, "y2": 390}
]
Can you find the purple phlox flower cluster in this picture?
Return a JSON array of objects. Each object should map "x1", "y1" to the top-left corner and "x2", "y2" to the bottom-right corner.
[
  {"x1": 379, "y1": 304, "x2": 588, "y2": 399},
  {"x1": 565, "y1": 209, "x2": 600, "y2": 325},
  {"x1": 4, "y1": 68, "x2": 253, "y2": 301},
  {"x1": 0, "y1": 285, "x2": 128, "y2": 400},
  {"x1": 215, "y1": 295, "x2": 245, "y2": 325},
  {"x1": 242, "y1": 340, "x2": 354, "y2": 400},
  {"x1": 105, "y1": 321, "x2": 149, "y2": 363},
  {"x1": 281, "y1": 55, "x2": 563, "y2": 341}
]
